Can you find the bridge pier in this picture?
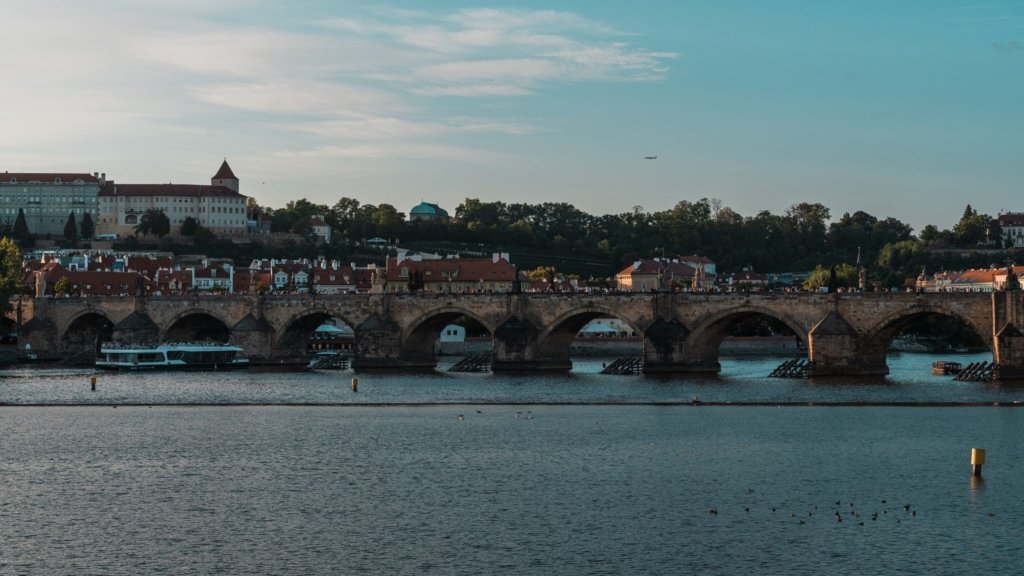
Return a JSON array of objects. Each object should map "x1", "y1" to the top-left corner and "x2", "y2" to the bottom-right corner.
[
  {"x1": 230, "y1": 313, "x2": 275, "y2": 363},
  {"x1": 805, "y1": 310, "x2": 887, "y2": 377},
  {"x1": 490, "y1": 316, "x2": 573, "y2": 372},
  {"x1": 350, "y1": 313, "x2": 440, "y2": 371},
  {"x1": 994, "y1": 323, "x2": 1024, "y2": 380}
]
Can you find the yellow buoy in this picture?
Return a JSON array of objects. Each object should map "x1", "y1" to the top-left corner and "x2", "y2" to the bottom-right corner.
[{"x1": 971, "y1": 448, "x2": 986, "y2": 476}]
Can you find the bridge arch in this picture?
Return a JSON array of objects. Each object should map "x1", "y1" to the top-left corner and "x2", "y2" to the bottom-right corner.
[
  {"x1": 163, "y1": 310, "x2": 233, "y2": 342},
  {"x1": 60, "y1": 310, "x2": 115, "y2": 360},
  {"x1": 275, "y1": 309, "x2": 360, "y2": 360},
  {"x1": 531, "y1": 305, "x2": 645, "y2": 368},
  {"x1": 399, "y1": 307, "x2": 495, "y2": 363},
  {"x1": 860, "y1": 304, "x2": 993, "y2": 368},
  {"x1": 683, "y1": 305, "x2": 809, "y2": 370}
]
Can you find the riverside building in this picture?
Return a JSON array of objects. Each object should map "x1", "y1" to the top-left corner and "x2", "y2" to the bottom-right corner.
[
  {"x1": 0, "y1": 172, "x2": 104, "y2": 236},
  {"x1": 96, "y1": 160, "x2": 247, "y2": 238}
]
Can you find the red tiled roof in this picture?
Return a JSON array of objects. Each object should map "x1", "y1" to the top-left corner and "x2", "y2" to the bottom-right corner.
[
  {"x1": 999, "y1": 213, "x2": 1024, "y2": 227},
  {"x1": 125, "y1": 256, "x2": 174, "y2": 277},
  {"x1": 312, "y1": 266, "x2": 355, "y2": 286},
  {"x1": 212, "y1": 160, "x2": 237, "y2": 180},
  {"x1": 156, "y1": 269, "x2": 192, "y2": 287},
  {"x1": 1, "y1": 173, "x2": 100, "y2": 184},
  {"x1": 65, "y1": 271, "x2": 154, "y2": 296},
  {"x1": 193, "y1": 267, "x2": 231, "y2": 279},
  {"x1": 953, "y1": 269, "x2": 997, "y2": 284},
  {"x1": 351, "y1": 268, "x2": 376, "y2": 292},
  {"x1": 616, "y1": 260, "x2": 697, "y2": 278},
  {"x1": 99, "y1": 183, "x2": 243, "y2": 198},
  {"x1": 385, "y1": 257, "x2": 515, "y2": 283},
  {"x1": 272, "y1": 263, "x2": 308, "y2": 274},
  {"x1": 678, "y1": 255, "x2": 714, "y2": 265}
]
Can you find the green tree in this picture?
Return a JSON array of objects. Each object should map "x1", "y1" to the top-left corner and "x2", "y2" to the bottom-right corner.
[
  {"x1": 13, "y1": 209, "x2": 29, "y2": 242},
  {"x1": 180, "y1": 216, "x2": 200, "y2": 236},
  {"x1": 63, "y1": 212, "x2": 78, "y2": 243},
  {"x1": 135, "y1": 209, "x2": 171, "y2": 238},
  {"x1": 526, "y1": 266, "x2": 557, "y2": 280},
  {"x1": 0, "y1": 238, "x2": 22, "y2": 313},
  {"x1": 80, "y1": 213, "x2": 95, "y2": 240},
  {"x1": 952, "y1": 204, "x2": 1000, "y2": 246},
  {"x1": 803, "y1": 263, "x2": 859, "y2": 291},
  {"x1": 54, "y1": 276, "x2": 73, "y2": 297},
  {"x1": 192, "y1": 226, "x2": 218, "y2": 251}
]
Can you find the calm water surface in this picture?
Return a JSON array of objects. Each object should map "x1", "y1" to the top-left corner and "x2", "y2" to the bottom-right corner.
[
  {"x1": 1, "y1": 352, "x2": 1022, "y2": 406},
  {"x1": 1, "y1": 353, "x2": 1022, "y2": 575}
]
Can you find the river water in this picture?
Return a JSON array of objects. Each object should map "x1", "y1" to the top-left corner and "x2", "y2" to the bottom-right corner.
[{"x1": 2, "y1": 352, "x2": 1022, "y2": 574}]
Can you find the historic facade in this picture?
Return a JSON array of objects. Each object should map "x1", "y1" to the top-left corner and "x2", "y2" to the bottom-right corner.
[
  {"x1": 96, "y1": 160, "x2": 247, "y2": 238},
  {"x1": 0, "y1": 172, "x2": 104, "y2": 236},
  {"x1": 999, "y1": 212, "x2": 1024, "y2": 248}
]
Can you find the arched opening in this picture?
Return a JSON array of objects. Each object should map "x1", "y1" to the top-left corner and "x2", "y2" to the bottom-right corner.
[
  {"x1": 721, "y1": 314, "x2": 802, "y2": 355},
  {"x1": 684, "y1": 311, "x2": 806, "y2": 374},
  {"x1": 62, "y1": 312, "x2": 115, "y2": 361},
  {"x1": 306, "y1": 316, "x2": 356, "y2": 369},
  {"x1": 165, "y1": 312, "x2": 231, "y2": 343},
  {"x1": 402, "y1": 311, "x2": 493, "y2": 372},
  {"x1": 874, "y1": 311, "x2": 991, "y2": 376},
  {"x1": 884, "y1": 313, "x2": 988, "y2": 354},
  {"x1": 278, "y1": 313, "x2": 357, "y2": 365},
  {"x1": 536, "y1": 310, "x2": 643, "y2": 372}
]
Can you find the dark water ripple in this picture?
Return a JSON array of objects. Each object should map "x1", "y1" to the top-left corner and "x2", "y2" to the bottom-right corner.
[
  {"x1": 1, "y1": 353, "x2": 1022, "y2": 574},
  {"x1": 1, "y1": 353, "x2": 1023, "y2": 406},
  {"x1": 0, "y1": 406, "x2": 1021, "y2": 575}
]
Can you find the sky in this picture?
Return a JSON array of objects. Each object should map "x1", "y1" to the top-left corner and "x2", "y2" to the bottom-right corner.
[{"x1": 2, "y1": 0, "x2": 1022, "y2": 232}]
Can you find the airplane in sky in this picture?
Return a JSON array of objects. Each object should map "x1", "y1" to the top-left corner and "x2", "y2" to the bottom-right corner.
[{"x1": 644, "y1": 155, "x2": 658, "y2": 160}]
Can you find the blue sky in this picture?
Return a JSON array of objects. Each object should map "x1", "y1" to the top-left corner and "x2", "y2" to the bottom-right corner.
[{"x1": 2, "y1": 1, "x2": 1021, "y2": 231}]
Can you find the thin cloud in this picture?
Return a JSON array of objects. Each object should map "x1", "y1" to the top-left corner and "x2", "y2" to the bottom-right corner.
[
  {"x1": 411, "y1": 84, "x2": 535, "y2": 97},
  {"x1": 317, "y1": 6, "x2": 677, "y2": 94},
  {"x1": 2, "y1": 2, "x2": 675, "y2": 175}
]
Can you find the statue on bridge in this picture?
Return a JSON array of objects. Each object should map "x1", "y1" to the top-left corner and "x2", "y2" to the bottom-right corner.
[{"x1": 1005, "y1": 261, "x2": 1020, "y2": 291}]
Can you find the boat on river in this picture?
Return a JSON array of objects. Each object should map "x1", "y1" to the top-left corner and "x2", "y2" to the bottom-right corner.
[
  {"x1": 932, "y1": 361, "x2": 963, "y2": 375},
  {"x1": 96, "y1": 342, "x2": 249, "y2": 371}
]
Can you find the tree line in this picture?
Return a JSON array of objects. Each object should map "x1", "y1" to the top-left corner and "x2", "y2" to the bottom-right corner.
[
  {"x1": 259, "y1": 196, "x2": 1014, "y2": 287},
  {"x1": 2, "y1": 195, "x2": 1014, "y2": 289}
]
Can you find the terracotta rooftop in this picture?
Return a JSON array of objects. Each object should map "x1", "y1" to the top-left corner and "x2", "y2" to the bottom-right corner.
[
  {"x1": 212, "y1": 160, "x2": 237, "y2": 181},
  {"x1": 2, "y1": 173, "x2": 101, "y2": 184},
  {"x1": 99, "y1": 183, "x2": 243, "y2": 198},
  {"x1": 999, "y1": 213, "x2": 1024, "y2": 227},
  {"x1": 617, "y1": 260, "x2": 697, "y2": 278},
  {"x1": 386, "y1": 257, "x2": 515, "y2": 283}
]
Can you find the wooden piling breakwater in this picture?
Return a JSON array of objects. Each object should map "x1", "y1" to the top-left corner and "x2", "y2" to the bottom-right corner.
[
  {"x1": 954, "y1": 361, "x2": 997, "y2": 382},
  {"x1": 600, "y1": 357, "x2": 644, "y2": 375},
  {"x1": 448, "y1": 353, "x2": 493, "y2": 373},
  {"x1": 768, "y1": 358, "x2": 812, "y2": 378}
]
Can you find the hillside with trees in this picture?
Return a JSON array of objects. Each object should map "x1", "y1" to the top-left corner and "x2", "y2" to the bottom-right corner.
[{"x1": 244, "y1": 196, "x2": 1010, "y2": 288}]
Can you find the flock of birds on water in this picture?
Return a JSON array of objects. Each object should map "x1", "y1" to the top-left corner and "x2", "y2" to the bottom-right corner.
[
  {"x1": 450, "y1": 409, "x2": 999, "y2": 527},
  {"x1": 456, "y1": 409, "x2": 533, "y2": 421},
  {"x1": 706, "y1": 489, "x2": 996, "y2": 525}
]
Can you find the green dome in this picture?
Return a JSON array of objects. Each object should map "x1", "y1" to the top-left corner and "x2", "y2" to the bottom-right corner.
[{"x1": 410, "y1": 202, "x2": 449, "y2": 218}]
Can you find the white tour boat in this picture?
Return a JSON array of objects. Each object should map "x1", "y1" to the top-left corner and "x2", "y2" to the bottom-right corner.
[{"x1": 97, "y1": 342, "x2": 249, "y2": 371}]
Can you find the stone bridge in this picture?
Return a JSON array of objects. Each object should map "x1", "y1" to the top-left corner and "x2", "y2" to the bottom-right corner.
[{"x1": 13, "y1": 290, "x2": 1024, "y2": 378}]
